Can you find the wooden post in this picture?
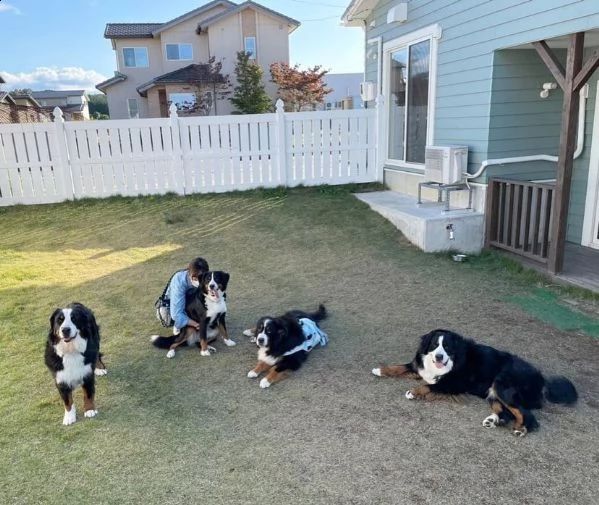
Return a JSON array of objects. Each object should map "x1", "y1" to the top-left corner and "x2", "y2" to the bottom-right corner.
[{"x1": 547, "y1": 33, "x2": 583, "y2": 274}]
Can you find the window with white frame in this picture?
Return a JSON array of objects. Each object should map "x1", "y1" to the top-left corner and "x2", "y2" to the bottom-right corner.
[
  {"x1": 244, "y1": 36, "x2": 256, "y2": 59},
  {"x1": 123, "y1": 47, "x2": 149, "y2": 68},
  {"x1": 127, "y1": 98, "x2": 139, "y2": 118},
  {"x1": 384, "y1": 25, "x2": 440, "y2": 165},
  {"x1": 165, "y1": 43, "x2": 193, "y2": 61}
]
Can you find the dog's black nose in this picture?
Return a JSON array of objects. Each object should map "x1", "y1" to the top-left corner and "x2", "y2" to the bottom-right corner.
[
  {"x1": 257, "y1": 337, "x2": 265, "y2": 346},
  {"x1": 434, "y1": 353, "x2": 444, "y2": 362},
  {"x1": 61, "y1": 327, "x2": 71, "y2": 337}
]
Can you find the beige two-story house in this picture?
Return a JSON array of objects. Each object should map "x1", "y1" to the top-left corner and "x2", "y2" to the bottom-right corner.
[{"x1": 96, "y1": 0, "x2": 299, "y2": 119}]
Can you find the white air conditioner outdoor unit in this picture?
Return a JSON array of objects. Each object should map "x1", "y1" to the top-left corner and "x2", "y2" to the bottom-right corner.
[
  {"x1": 360, "y1": 81, "x2": 376, "y2": 101},
  {"x1": 424, "y1": 145, "x2": 468, "y2": 185}
]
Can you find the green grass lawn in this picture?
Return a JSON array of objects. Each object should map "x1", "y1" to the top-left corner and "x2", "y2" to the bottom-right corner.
[{"x1": 1, "y1": 185, "x2": 598, "y2": 505}]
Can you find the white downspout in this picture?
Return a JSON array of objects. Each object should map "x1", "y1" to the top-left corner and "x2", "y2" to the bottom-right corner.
[
  {"x1": 367, "y1": 36, "x2": 383, "y2": 94},
  {"x1": 465, "y1": 84, "x2": 589, "y2": 179}
]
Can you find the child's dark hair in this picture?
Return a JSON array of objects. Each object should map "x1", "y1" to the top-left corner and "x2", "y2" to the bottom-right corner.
[{"x1": 188, "y1": 257, "x2": 209, "y2": 277}]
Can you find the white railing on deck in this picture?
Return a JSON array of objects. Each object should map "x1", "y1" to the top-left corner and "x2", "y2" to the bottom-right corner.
[{"x1": 0, "y1": 99, "x2": 381, "y2": 206}]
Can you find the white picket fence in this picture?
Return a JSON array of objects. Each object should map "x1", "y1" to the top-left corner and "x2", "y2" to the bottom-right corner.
[{"x1": 0, "y1": 99, "x2": 382, "y2": 206}]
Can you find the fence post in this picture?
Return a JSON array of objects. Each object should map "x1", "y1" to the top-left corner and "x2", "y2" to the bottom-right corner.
[
  {"x1": 52, "y1": 107, "x2": 74, "y2": 200},
  {"x1": 275, "y1": 99, "x2": 288, "y2": 186},
  {"x1": 169, "y1": 103, "x2": 186, "y2": 195},
  {"x1": 375, "y1": 94, "x2": 385, "y2": 183}
]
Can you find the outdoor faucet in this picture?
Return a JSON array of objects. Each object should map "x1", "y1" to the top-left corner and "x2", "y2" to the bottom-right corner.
[{"x1": 446, "y1": 224, "x2": 455, "y2": 240}]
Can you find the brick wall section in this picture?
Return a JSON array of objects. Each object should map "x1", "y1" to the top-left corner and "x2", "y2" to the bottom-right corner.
[{"x1": 0, "y1": 103, "x2": 52, "y2": 123}]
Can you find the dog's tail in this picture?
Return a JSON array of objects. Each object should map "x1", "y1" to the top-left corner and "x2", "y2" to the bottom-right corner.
[
  {"x1": 307, "y1": 304, "x2": 327, "y2": 323},
  {"x1": 150, "y1": 334, "x2": 185, "y2": 349},
  {"x1": 544, "y1": 376, "x2": 578, "y2": 405}
]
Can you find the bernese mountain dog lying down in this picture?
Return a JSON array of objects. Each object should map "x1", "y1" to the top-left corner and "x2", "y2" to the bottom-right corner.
[
  {"x1": 248, "y1": 304, "x2": 328, "y2": 389},
  {"x1": 151, "y1": 271, "x2": 234, "y2": 358},
  {"x1": 45, "y1": 303, "x2": 107, "y2": 426},
  {"x1": 372, "y1": 329, "x2": 578, "y2": 437}
]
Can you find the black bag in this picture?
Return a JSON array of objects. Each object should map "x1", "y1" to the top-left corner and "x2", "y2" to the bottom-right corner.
[{"x1": 154, "y1": 270, "x2": 182, "y2": 327}]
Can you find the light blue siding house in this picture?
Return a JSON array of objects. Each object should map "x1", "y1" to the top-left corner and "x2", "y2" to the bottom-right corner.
[{"x1": 342, "y1": 0, "x2": 599, "y2": 282}]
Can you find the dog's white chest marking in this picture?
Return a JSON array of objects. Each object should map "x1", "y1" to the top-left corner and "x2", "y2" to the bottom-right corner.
[
  {"x1": 258, "y1": 347, "x2": 279, "y2": 366},
  {"x1": 205, "y1": 297, "x2": 226, "y2": 339},
  {"x1": 205, "y1": 297, "x2": 226, "y2": 319},
  {"x1": 56, "y1": 351, "x2": 92, "y2": 387},
  {"x1": 418, "y1": 363, "x2": 441, "y2": 385}
]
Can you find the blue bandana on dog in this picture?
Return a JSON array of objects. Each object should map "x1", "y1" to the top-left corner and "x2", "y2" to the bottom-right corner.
[{"x1": 283, "y1": 318, "x2": 328, "y2": 356}]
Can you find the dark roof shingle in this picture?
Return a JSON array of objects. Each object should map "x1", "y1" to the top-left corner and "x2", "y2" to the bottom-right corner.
[
  {"x1": 136, "y1": 64, "x2": 227, "y2": 95},
  {"x1": 104, "y1": 23, "x2": 163, "y2": 39}
]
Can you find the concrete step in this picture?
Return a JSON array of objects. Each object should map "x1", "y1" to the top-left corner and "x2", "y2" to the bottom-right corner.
[{"x1": 355, "y1": 190, "x2": 484, "y2": 254}]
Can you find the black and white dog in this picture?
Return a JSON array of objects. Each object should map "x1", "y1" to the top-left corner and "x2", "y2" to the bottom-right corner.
[
  {"x1": 372, "y1": 329, "x2": 578, "y2": 436},
  {"x1": 45, "y1": 303, "x2": 107, "y2": 425},
  {"x1": 248, "y1": 304, "x2": 328, "y2": 388},
  {"x1": 151, "y1": 271, "x2": 234, "y2": 358}
]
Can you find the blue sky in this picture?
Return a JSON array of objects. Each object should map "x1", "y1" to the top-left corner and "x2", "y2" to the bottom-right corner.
[{"x1": 0, "y1": 0, "x2": 364, "y2": 93}]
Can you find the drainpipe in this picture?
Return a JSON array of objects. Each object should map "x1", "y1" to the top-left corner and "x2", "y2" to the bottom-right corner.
[
  {"x1": 367, "y1": 35, "x2": 383, "y2": 95},
  {"x1": 465, "y1": 84, "x2": 588, "y2": 179}
]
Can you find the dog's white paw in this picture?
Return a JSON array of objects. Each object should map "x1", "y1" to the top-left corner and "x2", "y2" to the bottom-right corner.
[
  {"x1": 243, "y1": 328, "x2": 255, "y2": 338},
  {"x1": 372, "y1": 368, "x2": 381, "y2": 377},
  {"x1": 247, "y1": 370, "x2": 259, "y2": 378},
  {"x1": 259, "y1": 378, "x2": 271, "y2": 389},
  {"x1": 249, "y1": 336, "x2": 257, "y2": 343},
  {"x1": 405, "y1": 390, "x2": 415, "y2": 400},
  {"x1": 482, "y1": 413, "x2": 499, "y2": 428},
  {"x1": 84, "y1": 409, "x2": 98, "y2": 419},
  {"x1": 223, "y1": 338, "x2": 236, "y2": 347},
  {"x1": 512, "y1": 427, "x2": 528, "y2": 438},
  {"x1": 200, "y1": 346, "x2": 217, "y2": 356},
  {"x1": 166, "y1": 349, "x2": 176, "y2": 359},
  {"x1": 94, "y1": 368, "x2": 107, "y2": 376},
  {"x1": 62, "y1": 406, "x2": 76, "y2": 426}
]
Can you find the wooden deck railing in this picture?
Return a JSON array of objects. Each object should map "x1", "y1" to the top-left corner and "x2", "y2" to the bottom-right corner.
[{"x1": 485, "y1": 177, "x2": 555, "y2": 263}]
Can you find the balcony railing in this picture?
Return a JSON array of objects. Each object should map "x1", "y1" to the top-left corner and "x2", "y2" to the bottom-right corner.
[{"x1": 485, "y1": 177, "x2": 555, "y2": 263}]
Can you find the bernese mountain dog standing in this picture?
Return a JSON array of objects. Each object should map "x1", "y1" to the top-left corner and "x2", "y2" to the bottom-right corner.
[
  {"x1": 45, "y1": 303, "x2": 107, "y2": 426},
  {"x1": 247, "y1": 304, "x2": 328, "y2": 389},
  {"x1": 372, "y1": 329, "x2": 578, "y2": 437},
  {"x1": 151, "y1": 271, "x2": 234, "y2": 358}
]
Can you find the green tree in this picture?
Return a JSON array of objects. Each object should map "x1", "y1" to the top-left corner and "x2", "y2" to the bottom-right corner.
[
  {"x1": 88, "y1": 93, "x2": 109, "y2": 119},
  {"x1": 230, "y1": 51, "x2": 273, "y2": 114}
]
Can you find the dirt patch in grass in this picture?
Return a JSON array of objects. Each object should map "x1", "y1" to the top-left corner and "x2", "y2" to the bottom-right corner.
[{"x1": 1, "y1": 186, "x2": 599, "y2": 504}]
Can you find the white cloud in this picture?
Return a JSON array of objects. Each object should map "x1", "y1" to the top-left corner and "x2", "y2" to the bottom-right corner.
[
  {"x1": 0, "y1": 3, "x2": 22, "y2": 15},
  {"x1": 0, "y1": 67, "x2": 108, "y2": 93}
]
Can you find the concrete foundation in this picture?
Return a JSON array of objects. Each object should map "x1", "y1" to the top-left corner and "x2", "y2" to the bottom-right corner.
[{"x1": 355, "y1": 190, "x2": 485, "y2": 254}]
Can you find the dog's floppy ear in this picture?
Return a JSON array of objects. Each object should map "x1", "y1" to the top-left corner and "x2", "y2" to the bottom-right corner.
[
  {"x1": 418, "y1": 329, "x2": 440, "y2": 354},
  {"x1": 220, "y1": 271, "x2": 230, "y2": 290},
  {"x1": 48, "y1": 308, "x2": 62, "y2": 341},
  {"x1": 277, "y1": 320, "x2": 289, "y2": 340},
  {"x1": 49, "y1": 308, "x2": 62, "y2": 327}
]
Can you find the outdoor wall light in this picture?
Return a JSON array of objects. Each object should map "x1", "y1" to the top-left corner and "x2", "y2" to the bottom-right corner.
[{"x1": 540, "y1": 82, "x2": 557, "y2": 98}]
